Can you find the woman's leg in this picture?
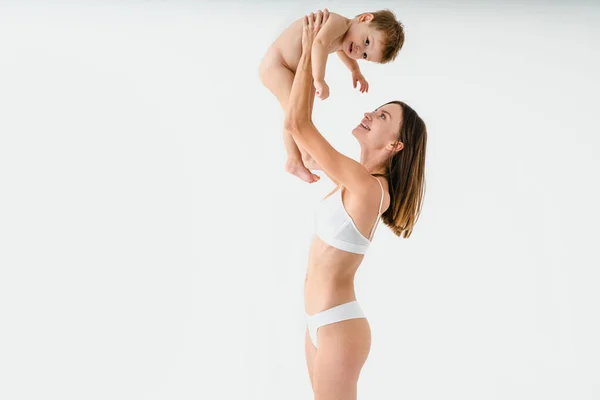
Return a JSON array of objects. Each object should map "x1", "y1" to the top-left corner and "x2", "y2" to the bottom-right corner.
[
  {"x1": 311, "y1": 318, "x2": 371, "y2": 400},
  {"x1": 305, "y1": 327, "x2": 317, "y2": 393}
]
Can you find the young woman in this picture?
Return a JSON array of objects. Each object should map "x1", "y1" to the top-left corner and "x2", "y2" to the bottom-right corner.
[{"x1": 284, "y1": 10, "x2": 428, "y2": 399}]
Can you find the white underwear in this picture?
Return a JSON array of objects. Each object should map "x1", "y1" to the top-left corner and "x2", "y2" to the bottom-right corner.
[{"x1": 305, "y1": 300, "x2": 366, "y2": 348}]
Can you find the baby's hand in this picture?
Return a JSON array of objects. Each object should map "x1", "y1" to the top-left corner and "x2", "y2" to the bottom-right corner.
[
  {"x1": 352, "y1": 71, "x2": 369, "y2": 93},
  {"x1": 314, "y1": 80, "x2": 330, "y2": 100}
]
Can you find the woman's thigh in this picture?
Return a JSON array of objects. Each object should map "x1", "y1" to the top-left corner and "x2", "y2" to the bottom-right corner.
[
  {"x1": 305, "y1": 327, "x2": 317, "y2": 392},
  {"x1": 312, "y1": 318, "x2": 371, "y2": 399}
]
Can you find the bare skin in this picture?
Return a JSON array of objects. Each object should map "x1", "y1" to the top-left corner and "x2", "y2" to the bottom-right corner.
[
  {"x1": 303, "y1": 178, "x2": 389, "y2": 398},
  {"x1": 273, "y1": 9, "x2": 406, "y2": 398},
  {"x1": 259, "y1": 10, "x2": 381, "y2": 183},
  {"x1": 291, "y1": 12, "x2": 396, "y2": 398}
]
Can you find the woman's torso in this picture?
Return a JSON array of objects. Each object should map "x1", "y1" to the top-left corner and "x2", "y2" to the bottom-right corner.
[
  {"x1": 262, "y1": 12, "x2": 349, "y2": 72},
  {"x1": 304, "y1": 177, "x2": 388, "y2": 315}
]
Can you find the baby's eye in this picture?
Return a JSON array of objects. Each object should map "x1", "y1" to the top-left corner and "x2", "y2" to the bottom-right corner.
[
  {"x1": 363, "y1": 53, "x2": 367, "y2": 59},
  {"x1": 366, "y1": 39, "x2": 370, "y2": 46},
  {"x1": 380, "y1": 113, "x2": 386, "y2": 119}
]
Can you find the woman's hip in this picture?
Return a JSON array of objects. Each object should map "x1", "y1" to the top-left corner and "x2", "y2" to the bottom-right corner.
[{"x1": 305, "y1": 300, "x2": 370, "y2": 350}]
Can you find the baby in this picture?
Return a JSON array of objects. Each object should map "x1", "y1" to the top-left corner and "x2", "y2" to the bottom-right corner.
[{"x1": 259, "y1": 9, "x2": 405, "y2": 183}]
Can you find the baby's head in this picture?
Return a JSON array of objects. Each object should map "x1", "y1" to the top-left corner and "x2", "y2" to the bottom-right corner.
[{"x1": 343, "y1": 9, "x2": 405, "y2": 63}]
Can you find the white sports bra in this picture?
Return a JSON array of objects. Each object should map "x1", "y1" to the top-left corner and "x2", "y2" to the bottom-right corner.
[{"x1": 314, "y1": 177, "x2": 385, "y2": 254}]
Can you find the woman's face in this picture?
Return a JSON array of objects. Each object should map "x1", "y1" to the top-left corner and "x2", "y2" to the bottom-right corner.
[{"x1": 352, "y1": 103, "x2": 403, "y2": 149}]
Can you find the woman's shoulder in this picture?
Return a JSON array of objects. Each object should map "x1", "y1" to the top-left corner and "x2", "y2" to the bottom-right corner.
[{"x1": 346, "y1": 175, "x2": 388, "y2": 208}]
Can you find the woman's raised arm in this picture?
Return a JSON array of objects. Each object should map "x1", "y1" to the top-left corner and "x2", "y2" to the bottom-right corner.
[
  {"x1": 285, "y1": 10, "x2": 328, "y2": 127},
  {"x1": 284, "y1": 10, "x2": 375, "y2": 193}
]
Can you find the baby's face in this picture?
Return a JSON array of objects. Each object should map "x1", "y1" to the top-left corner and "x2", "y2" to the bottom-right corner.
[{"x1": 342, "y1": 22, "x2": 385, "y2": 63}]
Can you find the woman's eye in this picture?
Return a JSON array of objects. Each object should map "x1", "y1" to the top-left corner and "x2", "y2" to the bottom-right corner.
[{"x1": 380, "y1": 113, "x2": 386, "y2": 119}]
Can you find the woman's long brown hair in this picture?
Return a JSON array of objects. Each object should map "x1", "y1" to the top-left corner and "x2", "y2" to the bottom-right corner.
[{"x1": 372, "y1": 101, "x2": 427, "y2": 238}]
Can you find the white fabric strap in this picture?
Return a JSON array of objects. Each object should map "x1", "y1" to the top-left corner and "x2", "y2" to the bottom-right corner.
[{"x1": 368, "y1": 177, "x2": 385, "y2": 240}]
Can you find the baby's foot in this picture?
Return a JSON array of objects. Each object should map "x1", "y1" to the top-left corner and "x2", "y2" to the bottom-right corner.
[{"x1": 285, "y1": 158, "x2": 320, "y2": 183}]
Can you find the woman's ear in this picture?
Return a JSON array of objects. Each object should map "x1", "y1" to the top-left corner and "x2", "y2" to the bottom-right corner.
[{"x1": 388, "y1": 141, "x2": 404, "y2": 153}]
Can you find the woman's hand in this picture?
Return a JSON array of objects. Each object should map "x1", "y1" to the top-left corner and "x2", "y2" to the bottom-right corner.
[{"x1": 301, "y1": 9, "x2": 329, "y2": 55}]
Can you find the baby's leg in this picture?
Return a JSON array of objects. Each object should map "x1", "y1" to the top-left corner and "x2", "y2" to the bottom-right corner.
[{"x1": 260, "y1": 61, "x2": 320, "y2": 182}]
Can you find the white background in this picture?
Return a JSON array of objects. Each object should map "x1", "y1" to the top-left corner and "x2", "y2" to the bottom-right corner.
[{"x1": 1, "y1": 1, "x2": 599, "y2": 399}]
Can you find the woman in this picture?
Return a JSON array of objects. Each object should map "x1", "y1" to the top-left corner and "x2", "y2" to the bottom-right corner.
[{"x1": 285, "y1": 10, "x2": 428, "y2": 399}]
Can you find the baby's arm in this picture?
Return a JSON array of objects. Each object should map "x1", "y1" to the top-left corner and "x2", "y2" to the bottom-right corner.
[
  {"x1": 311, "y1": 13, "x2": 348, "y2": 99},
  {"x1": 336, "y1": 50, "x2": 369, "y2": 93},
  {"x1": 336, "y1": 50, "x2": 360, "y2": 73}
]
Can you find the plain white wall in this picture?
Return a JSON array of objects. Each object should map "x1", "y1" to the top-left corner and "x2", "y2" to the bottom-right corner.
[{"x1": 1, "y1": 1, "x2": 599, "y2": 399}]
